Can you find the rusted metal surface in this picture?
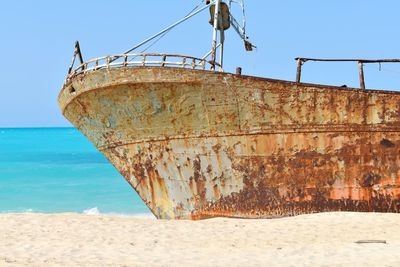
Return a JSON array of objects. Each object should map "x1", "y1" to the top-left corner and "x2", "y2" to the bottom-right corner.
[
  {"x1": 209, "y1": 2, "x2": 231, "y2": 30},
  {"x1": 59, "y1": 66, "x2": 400, "y2": 220}
]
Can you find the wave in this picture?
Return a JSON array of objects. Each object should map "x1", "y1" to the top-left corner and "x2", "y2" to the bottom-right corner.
[
  {"x1": 0, "y1": 208, "x2": 155, "y2": 218},
  {"x1": 0, "y1": 208, "x2": 36, "y2": 213},
  {"x1": 83, "y1": 207, "x2": 100, "y2": 215},
  {"x1": 82, "y1": 207, "x2": 155, "y2": 218}
]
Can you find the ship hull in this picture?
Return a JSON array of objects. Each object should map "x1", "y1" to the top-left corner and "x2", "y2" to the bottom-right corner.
[{"x1": 59, "y1": 67, "x2": 400, "y2": 219}]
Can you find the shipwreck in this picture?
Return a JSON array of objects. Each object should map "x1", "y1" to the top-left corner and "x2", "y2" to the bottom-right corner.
[{"x1": 59, "y1": 0, "x2": 400, "y2": 219}]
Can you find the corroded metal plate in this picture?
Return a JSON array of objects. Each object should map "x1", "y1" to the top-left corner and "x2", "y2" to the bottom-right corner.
[{"x1": 59, "y1": 67, "x2": 400, "y2": 219}]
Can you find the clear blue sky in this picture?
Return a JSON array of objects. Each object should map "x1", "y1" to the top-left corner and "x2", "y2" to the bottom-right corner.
[{"x1": 1, "y1": 0, "x2": 400, "y2": 127}]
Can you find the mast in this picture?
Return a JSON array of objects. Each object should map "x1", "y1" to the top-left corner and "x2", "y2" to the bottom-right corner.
[
  {"x1": 208, "y1": 0, "x2": 254, "y2": 71},
  {"x1": 219, "y1": 24, "x2": 225, "y2": 70},
  {"x1": 210, "y1": 0, "x2": 221, "y2": 70}
]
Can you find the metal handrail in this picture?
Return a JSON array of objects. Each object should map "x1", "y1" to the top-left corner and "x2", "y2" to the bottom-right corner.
[
  {"x1": 66, "y1": 53, "x2": 223, "y2": 84},
  {"x1": 295, "y1": 57, "x2": 400, "y2": 90}
]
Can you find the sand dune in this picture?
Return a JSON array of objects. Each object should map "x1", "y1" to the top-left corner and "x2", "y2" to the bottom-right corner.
[{"x1": 0, "y1": 212, "x2": 399, "y2": 266}]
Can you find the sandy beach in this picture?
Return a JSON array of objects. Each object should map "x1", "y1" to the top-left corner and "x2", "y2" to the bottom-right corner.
[{"x1": 0, "y1": 212, "x2": 399, "y2": 266}]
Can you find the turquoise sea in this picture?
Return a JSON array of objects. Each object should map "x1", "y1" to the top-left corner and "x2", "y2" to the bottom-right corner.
[{"x1": 0, "y1": 128, "x2": 151, "y2": 216}]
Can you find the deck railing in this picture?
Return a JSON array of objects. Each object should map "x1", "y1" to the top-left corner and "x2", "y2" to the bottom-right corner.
[
  {"x1": 295, "y1": 57, "x2": 400, "y2": 90},
  {"x1": 66, "y1": 53, "x2": 223, "y2": 84}
]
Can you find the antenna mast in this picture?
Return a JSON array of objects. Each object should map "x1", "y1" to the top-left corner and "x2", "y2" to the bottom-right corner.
[
  {"x1": 210, "y1": 0, "x2": 222, "y2": 70},
  {"x1": 207, "y1": 0, "x2": 255, "y2": 71}
]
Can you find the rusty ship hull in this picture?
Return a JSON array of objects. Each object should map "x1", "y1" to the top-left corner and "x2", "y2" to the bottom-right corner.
[{"x1": 59, "y1": 66, "x2": 400, "y2": 219}]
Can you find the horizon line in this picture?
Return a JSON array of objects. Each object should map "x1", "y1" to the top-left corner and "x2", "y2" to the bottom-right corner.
[{"x1": 0, "y1": 126, "x2": 75, "y2": 130}]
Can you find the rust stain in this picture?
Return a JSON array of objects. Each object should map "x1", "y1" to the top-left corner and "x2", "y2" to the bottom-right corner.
[{"x1": 59, "y1": 66, "x2": 400, "y2": 219}]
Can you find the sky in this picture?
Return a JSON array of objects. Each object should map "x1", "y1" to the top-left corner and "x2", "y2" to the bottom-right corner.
[{"x1": 1, "y1": 0, "x2": 400, "y2": 127}]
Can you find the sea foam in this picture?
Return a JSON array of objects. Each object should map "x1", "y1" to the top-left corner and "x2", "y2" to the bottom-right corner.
[{"x1": 83, "y1": 207, "x2": 100, "y2": 215}]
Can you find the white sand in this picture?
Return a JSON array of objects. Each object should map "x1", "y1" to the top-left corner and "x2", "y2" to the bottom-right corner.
[{"x1": 0, "y1": 212, "x2": 399, "y2": 267}]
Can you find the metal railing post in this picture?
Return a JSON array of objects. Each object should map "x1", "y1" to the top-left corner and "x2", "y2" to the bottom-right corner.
[
  {"x1": 142, "y1": 55, "x2": 146, "y2": 66},
  {"x1": 124, "y1": 56, "x2": 128, "y2": 67},
  {"x1": 182, "y1": 57, "x2": 187, "y2": 68},
  {"x1": 296, "y1": 58, "x2": 303, "y2": 83},
  {"x1": 106, "y1": 56, "x2": 111, "y2": 68},
  {"x1": 358, "y1": 61, "x2": 366, "y2": 90}
]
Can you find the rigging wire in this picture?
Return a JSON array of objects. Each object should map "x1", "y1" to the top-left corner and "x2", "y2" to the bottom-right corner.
[
  {"x1": 123, "y1": 0, "x2": 253, "y2": 65},
  {"x1": 140, "y1": 1, "x2": 205, "y2": 53},
  {"x1": 364, "y1": 62, "x2": 400, "y2": 75},
  {"x1": 113, "y1": 0, "x2": 210, "y2": 63},
  {"x1": 228, "y1": 0, "x2": 246, "y2": 32},
  {"x1": 128, "y1": 0, "x2": 206, "y2": 59},
  {"x1": 380, "y1": 67, "x2": 400, "y2": 75},
  {"x1": 141, "y1": 1, "x2": 205, "y2": 53}
]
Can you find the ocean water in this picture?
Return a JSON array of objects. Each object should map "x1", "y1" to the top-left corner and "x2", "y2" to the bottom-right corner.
[{"x1": 0, "y1": 128, "x2": 151, "y2": 216}]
